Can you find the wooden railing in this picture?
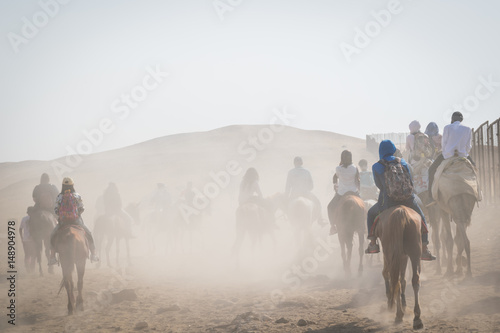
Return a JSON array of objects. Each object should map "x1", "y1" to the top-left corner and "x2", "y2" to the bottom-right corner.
[{"x1": 472, "y1": 118, "x2": 500, "y2": 205}]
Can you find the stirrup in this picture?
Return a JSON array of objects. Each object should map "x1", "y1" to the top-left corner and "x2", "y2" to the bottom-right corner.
[
  {"x1": 421, "y1": 250, "x2": 436, "y2": 261},
  {"x1": 365, "y1": 243, "x2": 380, "y2": 254},
  {"x1": 90, "y1": 254, "x2": 100, "y2": 263},
  {"x1": 426, "y1": 200, "x2": 437, "y2": 208}
]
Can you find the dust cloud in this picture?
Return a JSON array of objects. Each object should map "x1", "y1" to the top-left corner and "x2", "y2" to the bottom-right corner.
[{"x1": 1, "y1": 126, "x2": 498, "y2": 332}]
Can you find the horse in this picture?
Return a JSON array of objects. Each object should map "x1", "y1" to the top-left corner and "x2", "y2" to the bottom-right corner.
[
  {"x1": 142, "y1": 204, "x2": 184, "y2": 254},
  {"x1": 418, "y1": 190, "x2": 448, "y2": 275},
  {"x1": 55, "y1": 224, "x2": 89, "y2": 315},
  {"x1": 328, "y1": 194, "x2": 366, "y2": 276},
  {"x1": 374, "y1": 206, "x2": 423, "y2": 329},
  {"x1": 231, "y1": 199, "x2": 277, "y2": 260},
  {"x1": 93, "y1": 203, "x2": 139, "y2": 267},
  {"x1": 27, "y1": 208, "x2": 56, "y2": 276},
  {"x1": 287, "y1": 196, "x2": 315, "y2": 255},
  {"x1": 433, "y1": 156, "x2": 478, "y2": 279}
]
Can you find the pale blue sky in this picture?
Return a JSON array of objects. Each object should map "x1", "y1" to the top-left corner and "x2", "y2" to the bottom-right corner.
[{"x1": 1, "y1": 0, "x2": 499, "y2": 162}]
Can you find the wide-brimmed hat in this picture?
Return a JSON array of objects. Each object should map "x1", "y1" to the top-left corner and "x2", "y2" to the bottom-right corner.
[{"x1": 62, "y1": 177, "x2": 74, "y2": 186}]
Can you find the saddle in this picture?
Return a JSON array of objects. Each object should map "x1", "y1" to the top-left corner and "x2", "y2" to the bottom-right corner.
[
  {"x1": 432, "y1": 156, "x2": 480, "y2": 213},
  {"x1": 371, "y1": 208, "x2": 428, "y2": 237},
  {"x1": 53, "y1": 223, "x2": 87, "y2": 253}
]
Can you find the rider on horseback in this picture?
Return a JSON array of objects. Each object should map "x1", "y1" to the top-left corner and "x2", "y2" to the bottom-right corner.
[
  {"x1": 365, "y1": 140, "x2": 436, "y2": 261},
  {"x1": 239, "y1": 168, "x2": 273, "y2": 221},
  {"x1": 424, "y1": 122, "x2": 443, "y2": 160},
  {"x1": 327, "y1": 150, "x2": 360, "y2": 227},
  {"x1": 48, "y1": 177, "x2": 99, "y2": 265},
  {"x1": 358, "y1": 159, "x2": 378, "y2": 200},
  {"x1": 285, "y1": 156, "x2": 324, "y2": 223},
  {"x1": 103, "y1": 182, "x2": 135, "y2": 237},
  {"x1": 428, "y1": 111, "x2": 475, "y2": 203},
  {"x1": 32, "y1": 173, "x2": 59, "y2": 213},
  {"x1": 151, "y1": 183, "x2": 172, "y2": 212}
]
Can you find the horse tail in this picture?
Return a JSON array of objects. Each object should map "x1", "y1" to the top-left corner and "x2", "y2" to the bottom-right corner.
[{"x1": 387, "y1": 207, "x2": 408, "y2": 309}]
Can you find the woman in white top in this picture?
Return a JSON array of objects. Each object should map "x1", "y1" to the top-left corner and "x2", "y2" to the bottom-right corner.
[{"x1": 327, "y1": 150, "x2": 360, "y2": 225}]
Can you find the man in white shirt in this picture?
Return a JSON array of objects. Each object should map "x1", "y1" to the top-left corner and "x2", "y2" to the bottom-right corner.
[
  {"x1": 285, "y1": 156, "x2": 323, "y2": 223},
  {"x1": 428, "y1": 111, "x2": 474, "y2": 201}
]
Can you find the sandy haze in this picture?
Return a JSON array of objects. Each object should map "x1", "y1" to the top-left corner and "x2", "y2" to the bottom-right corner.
[{"x1": 0, "y1": 125, "x2": 499, "y2": 332}]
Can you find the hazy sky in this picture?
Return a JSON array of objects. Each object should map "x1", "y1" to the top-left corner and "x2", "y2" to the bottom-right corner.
[{"x1": 1, "y1": 0, "x2": 499, "y2": 162}]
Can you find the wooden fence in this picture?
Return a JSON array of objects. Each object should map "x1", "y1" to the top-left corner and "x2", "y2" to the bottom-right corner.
[{"x1": 472, "y1": 117, "x2": 500, "y2": 205}]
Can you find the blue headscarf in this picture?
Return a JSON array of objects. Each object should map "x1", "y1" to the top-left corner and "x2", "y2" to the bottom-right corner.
[{"x1": 425, "y1": 122, "x2": 439, "y2": 137}]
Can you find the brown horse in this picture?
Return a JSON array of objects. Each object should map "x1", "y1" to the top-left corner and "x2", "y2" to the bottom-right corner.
[
  {"x1": 374, "y1": 206, "x2": 423, "y2": 329},
  {"x1": 329, "y1": 194, "x2": 365, "y2": 276},
  {"x1": 55, "y1": 224, "x2": 89, "y2": 315}
]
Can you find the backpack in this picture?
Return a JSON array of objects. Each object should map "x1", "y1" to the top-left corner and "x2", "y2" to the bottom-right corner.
[
  {"x1": 59, "y1": 191, "x2": 79, "y2": 222},
  {"x1": 412, "y1": 132, "x2": 433, "y2": 161},
  {"x1": 380, "y1": 158, "x2": 413, "y2": 202}
]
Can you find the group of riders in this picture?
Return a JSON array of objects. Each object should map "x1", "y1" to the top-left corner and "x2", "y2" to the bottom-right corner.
[
  {"x1": 237, "y1": 111, "x2": 475, "y2": 262},
  {"x1": 21, "y1": 173, "x2": 197, "y2": 269},
  {"x1": 21, "y1": 111, "x2": 474, "y2": 268}
]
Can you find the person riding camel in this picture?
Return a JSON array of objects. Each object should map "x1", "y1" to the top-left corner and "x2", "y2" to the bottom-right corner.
[
  {"x1": 285, "y1": 156, "x2": 324, "y2": 223},
  {"x1": 365, "y1": 140, "x2": 436, "y2": 261},
  {"x1": 358, "y1": 159, "x2": 378, "y2": 200},
  {"x1": 103, "y1": 182, "x2": 135, "y2": 235},
  {"x1": 406, "y1": 120, "x2": 433, "y2": 166},
  {"x1": 428, "y1": 111, "x2": 474, "y2": 203},
  {"x1": 327, "y1": 150, "x2": 360, "y2": 225},
  {"x1": 32, "y1": 173, "x2": 59, "y2": 212},
  {"x1": 48, "y1": 177, "x2": 99, "y2": 265},
  {"x1": 424, "y1": 121, "x2": 443, "y2": 160}
]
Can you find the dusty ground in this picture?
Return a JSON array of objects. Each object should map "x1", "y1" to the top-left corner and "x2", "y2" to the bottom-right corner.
[{"x1": 1, "y1": 205, "x2": 500, "y2": 333}]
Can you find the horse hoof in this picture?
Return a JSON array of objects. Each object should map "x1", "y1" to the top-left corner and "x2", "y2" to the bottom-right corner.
[
  {"x1": 413, "y1": 319, "x2": 424, "y2": 330},
  {"x1": 394, "y1": 317, "x2": 403, "y2": 324}
]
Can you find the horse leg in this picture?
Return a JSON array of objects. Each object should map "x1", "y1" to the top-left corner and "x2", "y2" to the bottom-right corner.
[
  {"x1": 357, "y1": 231, "x2": 364, "y2": 276},
  {"x1": 400, "y1": 258, "x2": 408, "y2": 310},
  {"x1": 442, "y1": 214, "x2": 454, "y2": 278},
  {"x1": 338, "y1": 235, "x2": 348, "y2": 276},
  {"x1": 411, "y1": 254, "x2": 423, "y2": 329},
  {"x1": 382, "y1": 258, "x2": 390, "y2": 305},
  {"x1": 62, "y1": 266, "x2": 75, "y2": 315},
  {"x1": 456, "y1": 222, "x2": 472, "y2": 279},
  {"x1": 45, "y1": 237, "x2": 54, "y2": 275},
  {"x1": 231, "y1": 227, "x2": 244, "y2": 261},
  {"x1": 126, "y1": 239, "x2": 131, "y2": 266},
  {"x1": 105, "y1": 236, "x2": 113, "y2": 267},
  {"x1": 430, "y1": 209, "x2": 442, "y2": 275},
  {"x1": 454, "y1": 225, "x2": 464, "y2": 276},
  {"x1": 76, "y1": 260, "x2": 85, "y2": 312},
  {"x1": 116, "y1": 237, "x2": 121, "y2": 267},
  {"x1": 36, "y1": 241, "x2": 43, "y2": 277},
  {"x1": 346, "y1": 233, "x2": 353, "y2": 277}
]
